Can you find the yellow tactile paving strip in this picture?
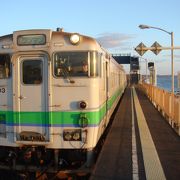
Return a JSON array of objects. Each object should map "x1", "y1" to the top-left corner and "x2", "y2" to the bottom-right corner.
[{"x1": 132, "y1": 87, "x2": 166, "y2": 180}]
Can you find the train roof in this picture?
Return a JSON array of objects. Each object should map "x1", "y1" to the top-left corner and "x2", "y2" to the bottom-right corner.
[
  {"x1": 0, "y1": 34, "x2": 13, "y2": 40},
  {"x1": 0, "y1": 29, "x2": 120, "y2": 63},
  {"x1": 0, "y1": 29, "x2": 104, "y2": 52}
]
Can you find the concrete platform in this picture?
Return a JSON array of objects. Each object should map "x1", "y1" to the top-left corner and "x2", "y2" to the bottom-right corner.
[{"x1": 90, "y1": 86, "x2": 180, "y2": 180}]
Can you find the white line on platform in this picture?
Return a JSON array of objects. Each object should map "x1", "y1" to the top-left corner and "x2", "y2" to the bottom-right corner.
[{"x1": 131, "y1": 88, "x2": 139, "y2": 180}]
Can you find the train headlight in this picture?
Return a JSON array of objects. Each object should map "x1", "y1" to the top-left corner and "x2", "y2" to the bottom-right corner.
[
  {"x1": 63, "y1": 129, "x2": 81, "y2": 141},
  {"x1": 79, "y1": 101, "x2": 87, "y2": 109},
  {"x1": 70, "y1": 33, "x2": 80, "y2": 45},
  {"x1": 79, "y1": 113, "x2": 88, "y2": 128},
  {"x1": 73, "y1": 132, "x2": 80, "y2": 141},
  {"x1": 63, "y1": 132, "x2": 72, "y2": 141}
]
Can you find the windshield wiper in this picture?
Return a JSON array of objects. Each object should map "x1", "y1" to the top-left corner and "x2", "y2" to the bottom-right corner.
[{"x1": 61, "y1": 66, "x2": 75, "y2": 84}]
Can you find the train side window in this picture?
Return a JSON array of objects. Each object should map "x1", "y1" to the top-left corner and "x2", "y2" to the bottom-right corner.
[
  {"x1": 22, "y1": 60, "x2": 42, "y2": 85},
  {"x1": 0, "y1": 54, "x2": 11, "y2": 79}
]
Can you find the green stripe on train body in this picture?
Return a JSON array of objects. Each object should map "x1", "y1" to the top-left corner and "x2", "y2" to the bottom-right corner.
[{"x1": 0, "y1": 88, "x2": 123, "y2": 126}]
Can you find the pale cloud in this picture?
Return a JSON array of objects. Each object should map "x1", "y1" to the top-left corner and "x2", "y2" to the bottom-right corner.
[{"x1": 96, "y1": 32, "x2": 136, "y2": 49}]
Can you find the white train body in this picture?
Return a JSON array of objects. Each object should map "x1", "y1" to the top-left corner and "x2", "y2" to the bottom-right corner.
[{"x1": 0, "y1": 29, "x2": 126, "y2": 169}]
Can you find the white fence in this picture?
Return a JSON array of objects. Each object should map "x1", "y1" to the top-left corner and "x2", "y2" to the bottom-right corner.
[{"x1": 140, "y1": 83, "x2": 180, "y2": 135}]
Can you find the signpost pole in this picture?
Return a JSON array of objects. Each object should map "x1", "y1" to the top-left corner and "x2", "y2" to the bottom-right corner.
[{"x1": 171, "y1": 32, "x2": 174, "y2": 94}]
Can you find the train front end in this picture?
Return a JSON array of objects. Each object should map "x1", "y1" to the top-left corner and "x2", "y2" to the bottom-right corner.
[{"x1": 0, "y1": 29, "x2": 108, "y2": 171}]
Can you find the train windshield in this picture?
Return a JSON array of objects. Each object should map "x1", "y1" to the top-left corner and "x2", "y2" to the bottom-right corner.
[{"x1": 54, "y1": 51, "x2": 100, "y2": 77}]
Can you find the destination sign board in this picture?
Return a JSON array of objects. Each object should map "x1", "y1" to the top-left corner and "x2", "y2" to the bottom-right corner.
[{"x1": 17, "y1": 34, "x2": 46, "y2": 45}]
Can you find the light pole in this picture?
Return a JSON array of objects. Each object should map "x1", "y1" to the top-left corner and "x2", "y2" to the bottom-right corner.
[{"x1": 139, "y1": 24, "x2": 174, "y2": 94}]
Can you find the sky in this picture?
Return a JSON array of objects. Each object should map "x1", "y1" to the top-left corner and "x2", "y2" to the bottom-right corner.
[{"x1": 0, "y1": 0, "x2": 180, "y2": 75}]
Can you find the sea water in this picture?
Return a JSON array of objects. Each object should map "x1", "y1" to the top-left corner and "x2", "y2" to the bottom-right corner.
[{"x1": 157, "y1": 75, "x2": 179, "y2": 92}]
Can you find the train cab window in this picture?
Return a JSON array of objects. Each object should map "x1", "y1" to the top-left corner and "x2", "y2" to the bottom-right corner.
[
  {"x1": 0, "y1": 54, "x2": 11, "y2": 79},
  {"x1": 89, "y1": 52, "x2": 100, "y2": 77},
  {"x1": 54, "y1": 52, "x2": 88, "y2": 77},
  {"x1": 54, "y1": 51, "x2": 100, "y2": 78},
  {"x1": 22, "y1": 60, "x2": 42, "y2": 85}
]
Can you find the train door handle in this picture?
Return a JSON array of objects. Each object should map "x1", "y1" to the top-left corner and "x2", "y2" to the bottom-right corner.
[{"x1": 18, "y1": 95, "x2": 27, "y2": 100}]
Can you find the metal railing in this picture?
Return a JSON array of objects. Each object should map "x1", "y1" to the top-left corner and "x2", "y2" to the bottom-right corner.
[{"x1": 139, "y1": 83, "x2": 180, "y2": 135}]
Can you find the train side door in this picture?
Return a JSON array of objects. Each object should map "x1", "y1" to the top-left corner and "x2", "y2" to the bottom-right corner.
[{"x1": 14, "y1": 55, "x2": 49, "y2": 141}]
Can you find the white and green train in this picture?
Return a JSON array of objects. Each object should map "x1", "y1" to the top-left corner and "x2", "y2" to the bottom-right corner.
[{"x1": 0, "y1": 28, "x2": 126, "y2": 171}]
